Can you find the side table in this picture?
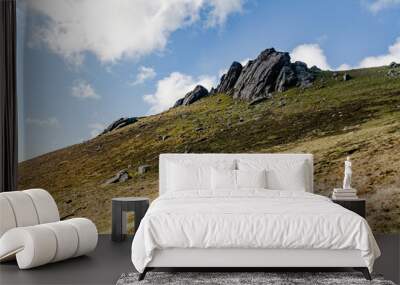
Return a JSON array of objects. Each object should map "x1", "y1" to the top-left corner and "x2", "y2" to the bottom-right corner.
[
  {"x1": 332, "y1": 198, "x2": 366, "y2": 218},
  {"x1": 112, "y1": 197, "x2": 149, "y2": 242}
]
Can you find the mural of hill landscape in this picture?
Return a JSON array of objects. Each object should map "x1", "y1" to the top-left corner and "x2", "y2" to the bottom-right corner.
[{"x1": 18, "y1": 47, "x2": 400, "y2": 234}]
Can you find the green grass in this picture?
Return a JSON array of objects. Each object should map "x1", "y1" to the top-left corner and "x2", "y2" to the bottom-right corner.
[{"x1": 18, "y1": 67, "x2": 400, "y2": 233}]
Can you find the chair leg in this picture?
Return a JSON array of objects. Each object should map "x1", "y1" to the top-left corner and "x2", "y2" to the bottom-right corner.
[
  {"x1": 138, "y1": 268, "x2": 148, "y2": 281},
  {"x1": 354, "y1": 267, "x2": 371, "y2": 280}
]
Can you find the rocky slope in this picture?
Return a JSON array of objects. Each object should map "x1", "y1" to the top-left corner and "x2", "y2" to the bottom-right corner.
[{"x1": 18, "y1": 63, "x2": 400, "y2": 234}]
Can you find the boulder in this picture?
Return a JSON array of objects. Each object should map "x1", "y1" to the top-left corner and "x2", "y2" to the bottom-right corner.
[
  {"x1": 343, "y1": 73, "x2": 352, "y2": 81},
  {"x1": 173, "y1": 85, "x2": 209, "y2": 107},
  {"x1": 292, "y1": 61, "x2": 315, "y2": 88},
  {"x1": 209, "y1": 87, "x2": 217, "y2": 95},
  {"x1": 101, "y1": 117, "x2": 137, "y2": 135},
  {"x1": 232, "y1": 48, "x2": 315, "y2": 101},
  {"x1": 173, "y1": 98, "x2": 184, "y2": 107},
  {"x1": 275, "y1": 65, "x2": 297, "y2": 92},
  {"x1": 138, "y1": 165, "x2": 150, "y2": 175},
  {"x1": 215, "y1": 61, "x2": 243, "y2": 94},
  {"x1": 310, "y1": 65, "x2": 322, "y2": 73},
  {"x1": 248, "y1": 93, "x2": 272, "y2": 105},
  {"x1": 275, "y1": 61, "x2": 314, "y2": 92},
  {"x1": 233, "y1": 48, "x2": 290, "y2": 101},
  {"x1": 389, "y1": 62, "x2": 400, "y2": 68},
  {"x1": 104, "y1": 170, "x2": 130, "y2": 185},
  {"x1": 387, "y1": 69, "x2": 400, "y2": 77}
]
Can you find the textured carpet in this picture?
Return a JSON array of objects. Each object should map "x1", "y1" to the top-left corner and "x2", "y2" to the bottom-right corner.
[{"x1": 116, "y1": 272, "x2": 396, "y2": 285}]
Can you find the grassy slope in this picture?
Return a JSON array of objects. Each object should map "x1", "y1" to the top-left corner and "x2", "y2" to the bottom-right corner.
[{"x1": 18, "y1": 67, "x2": 400, "y2": 233}]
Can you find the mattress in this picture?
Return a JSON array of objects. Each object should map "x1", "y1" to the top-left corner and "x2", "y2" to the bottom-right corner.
[{"x1": 131, "y1": 190, "x2": 380, "y2": 273}]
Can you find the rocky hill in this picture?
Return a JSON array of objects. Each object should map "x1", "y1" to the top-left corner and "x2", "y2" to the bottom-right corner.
[{"x1": 18, "y1": 49, "x2": 400, "y2": 234}]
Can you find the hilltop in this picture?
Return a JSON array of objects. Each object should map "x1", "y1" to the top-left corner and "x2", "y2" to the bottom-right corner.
[{"x1": 18, "y1": 63, "x2": 400, "y2": 234}]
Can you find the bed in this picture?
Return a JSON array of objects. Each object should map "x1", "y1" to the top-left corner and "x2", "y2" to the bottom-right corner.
[{"x1": 131, "y1": 153, "x2": 380, "y2": 280}]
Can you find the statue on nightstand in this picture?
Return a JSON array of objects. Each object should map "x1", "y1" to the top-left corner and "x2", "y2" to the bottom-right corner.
[{"x1": 343, "y1": 156, "x2": 352, "y2": 190}]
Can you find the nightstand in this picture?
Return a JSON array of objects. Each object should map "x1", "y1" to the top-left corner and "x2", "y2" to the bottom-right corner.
[
  {"x1": 111, "y1": 197, "x2": 149, "y2": 242},
  {"x1": 332, "y1": 199, "x2": 366, "y2": 218}
]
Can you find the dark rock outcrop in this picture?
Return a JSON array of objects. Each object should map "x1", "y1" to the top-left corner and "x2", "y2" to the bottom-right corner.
[
  {"x1": 389, "y1": 62, "x2": 400, "y2": 68},
  {"x1": 215, "y1": 61, "x2": 243, "y2": 94},
  {"x1": 275, "y1": 61, "x2": 316, "y2": 92},
  {"x1": 275, "y1": 65, "x2": 297, "y2": 92},
  {"x1": 230, "y1": 48, "x2": 316, "y2": 101},
  {"x1": 174, "y1": 48, "x2": 317, "y2": 106},
  {"x1": 101, "y1": 117, "x2": 137, "y2": 135},
  {"x1": 291, "y1": 61, "x2": 315, "y2": 88},
  {"x1": 174, "y1": 85, "x2": 209, "y2": 107},
  {"x1": 233, "y1": 48, "x2": 290, "y2": 101}
]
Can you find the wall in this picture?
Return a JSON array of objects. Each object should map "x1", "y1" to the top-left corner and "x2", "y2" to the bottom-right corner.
[{"x1": 16, "y1": 0, "x2": 400, "y2": 234}]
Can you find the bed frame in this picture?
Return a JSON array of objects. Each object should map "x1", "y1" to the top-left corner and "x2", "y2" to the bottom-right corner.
[{"x1": 139, "y1": 153, "x2": 371, "y2": 280}]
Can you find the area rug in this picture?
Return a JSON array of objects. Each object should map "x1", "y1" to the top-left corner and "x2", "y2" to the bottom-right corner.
[{"x1": 116, "y1": 272, "x2": 396, "y2": 285}]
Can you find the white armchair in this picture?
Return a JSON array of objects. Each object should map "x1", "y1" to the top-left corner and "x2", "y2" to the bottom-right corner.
[{"x1": 0, "y1": 189, "x2": 98, "y2": 269}]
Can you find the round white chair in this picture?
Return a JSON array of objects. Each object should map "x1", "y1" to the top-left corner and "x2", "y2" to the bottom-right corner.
[{"x1": 0, "y1": 189, "x2": 98, "y2": 269}]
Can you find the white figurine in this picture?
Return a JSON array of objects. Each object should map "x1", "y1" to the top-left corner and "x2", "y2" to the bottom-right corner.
[{"x1": 343, "y1": 156, "x2": 352, "y2": 190}]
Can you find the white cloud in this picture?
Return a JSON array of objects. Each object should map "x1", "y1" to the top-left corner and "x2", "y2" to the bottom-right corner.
[
  {"x1": 366, "y1": 0, "x2": 400, "y2": 13},
  {"x1": 337, "y1": 37, "x2": 400, "y2": 70},
  {"x1": 358, "y1": 37, "x2": 400, "y2": 67},
  {"x1": 143, "y1": 72, "x2": 216, "y2": 114},
  {"x1": 28, "y1": 0, "x2": 244, "y2": 65},
  {"x1": 290, "y1": 43, "x2": 331, "y2": 70},
  {"x1": 88, "y1": 123, "x2": 105, "y2": 138},
  {"x1": 26, "y1": 117, "x2": 60, "y2": 128},
  {"x1": 130, "y1": 66, "x2": 156, "y2": 85},
  {"x1": 206, "y1": 0, "x2": 244, "y2": 27},
  {"x1": 71, "y1": 80, "x2": 100, "y2": 100}
]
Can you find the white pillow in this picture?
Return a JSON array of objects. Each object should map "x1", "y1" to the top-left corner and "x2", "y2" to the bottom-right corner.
[
  {"x1": 236, "y1": 169, "x2": 267, "y2": 189},
  {"x1": 211, "y1": 168, "x2": 236, "y2": 191},
  {"x1": 167, "y1": 162, "x2": 209, "y2": 191},
  {"x1": 211, "y1": 168, "x2": 268, "y2": 190},
  {"x1": 166, "y1": 159, "x2": 236, "y2": 192},
  {"x1": 238, "y1": 159, "x2": 308, "y2": 191}
]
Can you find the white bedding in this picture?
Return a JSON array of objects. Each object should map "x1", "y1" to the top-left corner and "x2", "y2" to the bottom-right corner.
[{"x1": 131, "y1": 190, "x2": 380, "y2": 273}]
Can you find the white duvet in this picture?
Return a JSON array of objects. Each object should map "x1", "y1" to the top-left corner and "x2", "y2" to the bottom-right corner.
[{"x1": 131, "y1": 190, "x2": 380, "y2": 273}]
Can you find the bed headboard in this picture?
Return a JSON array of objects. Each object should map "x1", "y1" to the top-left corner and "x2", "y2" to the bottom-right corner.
[{"x1": 159, "y1": 153, "x2": 314, "y2": 195}]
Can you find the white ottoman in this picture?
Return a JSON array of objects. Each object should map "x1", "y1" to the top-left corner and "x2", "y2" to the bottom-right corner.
[{"x1": 0, "y1": 189, "x2": 98, "y2": 269}]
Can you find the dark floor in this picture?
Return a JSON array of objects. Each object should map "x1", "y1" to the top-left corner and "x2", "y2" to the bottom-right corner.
[
  {"x1": 0, "y1": 234, "x2": 399, "y2": 285},
  {"x1": 0, "y1": 235, "x2": 134, "y2": 285}
]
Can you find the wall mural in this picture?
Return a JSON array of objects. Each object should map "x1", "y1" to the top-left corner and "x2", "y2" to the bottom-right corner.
[{"x1": 17, "y1": 0, "x2": 400, "y2": 233}]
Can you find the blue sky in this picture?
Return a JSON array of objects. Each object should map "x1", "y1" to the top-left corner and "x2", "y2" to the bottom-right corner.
[{"x1": 17, "y1": 0, "x2": 400, "y2": 161}]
